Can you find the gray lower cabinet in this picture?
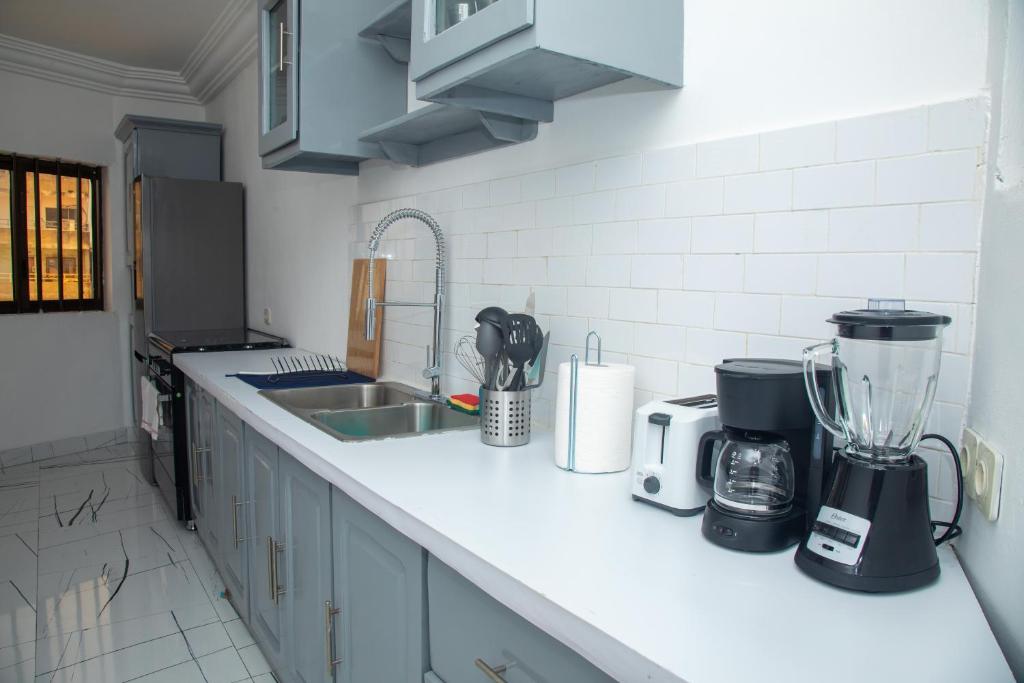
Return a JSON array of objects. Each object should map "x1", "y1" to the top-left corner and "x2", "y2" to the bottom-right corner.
[
  {"x1": 426, "y1": 556, "x2": 615, "y2": 683},
  {"x1": 247, "y1": 426, "x2": 286, "y2": 674},
  {"x1": 332, "y1": 487, "x2": 428, "y2": 683},
  {"x1": 216, "y1": 406, "x2": 249, "y2": 622},
  {"x1": 279, "y1": 452, "x2": 334, "y2": 683},
  {"x1": 189, "y1": 384, "x2": 609, "y2": 683}
]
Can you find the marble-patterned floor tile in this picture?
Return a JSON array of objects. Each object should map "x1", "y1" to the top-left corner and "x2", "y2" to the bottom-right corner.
[
  {"x1": 35, "y1": 610, "x2": 184, "y2": 675},
  {"x1": 39, "y1": 457, "x2": 151, "y2": 503},
  {"x1": 0, "y1": 655, "x2": 34, "y2": 682},
  {"x1": 168, "y1": 602, "x2": 220, "y2": 631},
  {"x1": 238, "y1": 643, "x2": 272, "y2": 677},
  {"x1": 37, "y1": 556, "x2": 210, "y2": 640},
  {"x1": 184, "y1": 620, "x2": 233, "y2": 658},
  {"x1": 39, "y1": 490, "x2": 173, "y2": 552},
  {"x1": 38, "y1": 517, "x2": 185, "y2": 575},
  {"x1": 131, "y1": 659, "x2": 207, "y2": 682},
  {"x1": 40, "y1": 632, "x2": 192, "y2": 683},
  {"x1": 252, "y1": 674, "x2": 277, "y2": 683},
  {"x1": 0, "y1": 580, "x2": 36, "y2": 649},
  {"x1": 0, "y1": 640, "x2": 34, "y2": 670},
  {"x1": 0, "y1": 484, "x2": 40, "y2": 532},
  {"x1": 224, "y1": 618, "x2": 256, "y2": 650},
  {"x1": 198, "y1": 646, "x2": 250, "y2": 682},
  {"x1": 178, "y1": 532, "x2": 240, "y2": 623}
]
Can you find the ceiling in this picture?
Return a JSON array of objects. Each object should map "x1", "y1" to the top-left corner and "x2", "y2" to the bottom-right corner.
[{"x1": 0, "y1": 0, "x2": 234, "y2": 71}]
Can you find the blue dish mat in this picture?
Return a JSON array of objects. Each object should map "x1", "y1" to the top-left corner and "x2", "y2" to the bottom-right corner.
[{"x1": 228, "y1": 371, "x2": 375, "y2": 390}]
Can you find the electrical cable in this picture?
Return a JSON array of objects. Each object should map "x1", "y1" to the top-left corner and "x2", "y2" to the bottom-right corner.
[{"x1": 921, "y1": 433, "x2": 963, "y2": 545}]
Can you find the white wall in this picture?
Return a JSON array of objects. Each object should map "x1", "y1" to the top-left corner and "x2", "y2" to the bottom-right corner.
[
  {"x1": 958, "y1": 0, "x2": 1024, "y2": 675},
  {"x1": 204, "y1": 61, "x2": 358, "y2": 356},
  {"x1": 0, "y1": 68, "x2": 204, "y2": 451}
]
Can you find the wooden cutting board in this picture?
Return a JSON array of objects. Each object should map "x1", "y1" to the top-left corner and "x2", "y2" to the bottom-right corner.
[{"x1": 347, "y1": 258, "x2": 387, "y2": 378}]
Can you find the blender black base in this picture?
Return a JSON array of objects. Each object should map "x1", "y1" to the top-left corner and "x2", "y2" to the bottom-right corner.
[
  {"x1": 701, "y1": 500, "x2": 804, "y2": 552},
  {"x1": 794, "y1": 452, "x2": 940, "y2": 593},
  {"x1": 795, "y1": 547, "x2": 939, "y2": 592}
]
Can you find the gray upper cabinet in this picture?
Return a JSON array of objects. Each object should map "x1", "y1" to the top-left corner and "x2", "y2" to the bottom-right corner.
[
  {"x1": 247, "y1": 426, "x2": 286, "y2": 673},
  {"x1": 216, "y1": 406, "x2": 249, "y2": 622},
  {"x1": 257, "y1": 0, "x2": 408, "y2": 174},
  {"x1": 427, "y1": 556, "x2": 615, "y2": 683},
  {"x1": 280, "y1": 452, "x2": 334, "y2": 683},
  {"x1": 116, "y1": 115, "x2": 222, "y2": 183},
  {"x1": 409, "y1": 0, "x2": 684, "y2": 121},
  {"x1": 332, "y1": 487, "x2": 428, "y2": 683}
]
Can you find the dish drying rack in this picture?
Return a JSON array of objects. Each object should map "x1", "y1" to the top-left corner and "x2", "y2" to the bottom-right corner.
[{"x1": 268, "y1": 354, "x2": 348, "y2": 383}]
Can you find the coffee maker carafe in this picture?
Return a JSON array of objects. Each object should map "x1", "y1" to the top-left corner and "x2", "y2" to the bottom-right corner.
[{"x1": 696, "y1": 359, "x2": 832, "y2": 552}]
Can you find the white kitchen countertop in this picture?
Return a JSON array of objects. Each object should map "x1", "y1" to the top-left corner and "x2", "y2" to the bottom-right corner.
[{"x1": 175, "y1": 349, "x2": 1013, "y2": 683}]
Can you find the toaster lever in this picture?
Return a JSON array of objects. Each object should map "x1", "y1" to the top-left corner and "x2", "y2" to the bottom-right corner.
[{"x1": 648, "y1": 412, "x2": 672, "y2": 427}]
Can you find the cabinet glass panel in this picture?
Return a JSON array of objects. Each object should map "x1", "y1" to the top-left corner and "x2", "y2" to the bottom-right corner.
[
  {"x1": 436, "y1": 0, "x2": 501, "y2": 34},
  {"x1": 266, "y1": 0, "x2": 290, "y2": 131}
]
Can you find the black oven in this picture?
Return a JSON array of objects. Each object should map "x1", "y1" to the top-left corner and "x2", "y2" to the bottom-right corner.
[{"x1": 146, "y1": 344, "x2": 190, "y2": 520}]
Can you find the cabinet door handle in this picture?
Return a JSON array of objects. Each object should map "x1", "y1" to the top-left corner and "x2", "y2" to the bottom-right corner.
[
  {"x1": 190, "y1": 443, "x2": 197, "y2": 486},
  {"x1": 278, "y1": 22, "x2": 293, "y2": 72},
  {"x1": 267, "y1": 535, "x2": 275, "y2": 601},
  {"x1": 325, "y1": 600, "x2": 342, "y2": 674},
  {"x1": 231, "y1": 497, "x2": 241, "y2": 548},
  {"x1": 270, "y1": 538, "x2": 286, "y2": 604},
  {"x1": 474, "y1": 659, "x2": 510, "y2": 682}
]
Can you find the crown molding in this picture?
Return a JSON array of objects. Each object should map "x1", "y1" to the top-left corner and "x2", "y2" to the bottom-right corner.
[
  {"x1": 0, "y1": 33, "x2": 197, "y2": 104},
  {"x1": 0, "y1": 0, "x2": 256, "y2": 106},
  {"x1": 181, "y1": 0, "x2": 257, "y2": 103}
]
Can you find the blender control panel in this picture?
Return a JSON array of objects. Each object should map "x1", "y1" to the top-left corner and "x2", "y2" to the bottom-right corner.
[{"x1": 805, "y1": 506, "x2": 871, "y2": 566}]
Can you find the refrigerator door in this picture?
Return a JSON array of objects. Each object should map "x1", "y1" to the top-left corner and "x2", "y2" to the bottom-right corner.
[{"x1": 143, "y1": 177, "x2": 246, "y2": 334}]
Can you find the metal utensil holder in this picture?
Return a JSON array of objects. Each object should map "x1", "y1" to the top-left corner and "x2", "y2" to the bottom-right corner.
[
  {"x1": 563, "y1": 331, "x2": 602, "y2": 472},
  {"x1": 480, "y1": 388, "x2": 531, "y2": 447}
]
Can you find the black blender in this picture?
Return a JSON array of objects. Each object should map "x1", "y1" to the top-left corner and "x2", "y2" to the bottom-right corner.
[
  {"x1": 696, "y1": 359, "x2": 833, "y2": 553},
  {"x1": 795, "y1": 300, "x2": 957, "y2": 592}
]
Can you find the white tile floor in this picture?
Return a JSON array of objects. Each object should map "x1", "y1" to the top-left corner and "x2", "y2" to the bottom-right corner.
[{"x1": 0, "y1": 435, "x2": 276, "y2": 682}]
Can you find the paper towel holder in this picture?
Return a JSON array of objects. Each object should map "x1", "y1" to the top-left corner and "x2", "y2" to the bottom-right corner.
[{"x1": 565, "y1": 331, "x2": 603, "y2": 472}]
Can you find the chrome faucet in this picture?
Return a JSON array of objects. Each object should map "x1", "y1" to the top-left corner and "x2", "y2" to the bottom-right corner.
[{"x1": 365, "y1": 208, "x2": 447, "y2": 402}]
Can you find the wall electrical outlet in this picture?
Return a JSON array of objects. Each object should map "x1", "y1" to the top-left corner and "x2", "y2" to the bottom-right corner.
[
  {"x1": 263, "y1": 307, "x2": 272, "y2": 325},
  {"x1": 971, "y1": 440, "x2": 1004, "y2": 522},
  {"x1": 961, "y1": 428, "x2": 979, "y2": 500}
]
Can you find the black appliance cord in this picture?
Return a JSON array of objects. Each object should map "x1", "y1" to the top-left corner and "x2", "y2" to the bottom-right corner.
[{"x1": 921, "y1": 433, "x2": 963, "y2": 545}]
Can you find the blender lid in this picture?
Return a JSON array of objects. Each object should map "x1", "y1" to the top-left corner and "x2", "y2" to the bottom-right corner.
[{"x1": 828, "y1": 299, "x2": 951, "y2": 341}]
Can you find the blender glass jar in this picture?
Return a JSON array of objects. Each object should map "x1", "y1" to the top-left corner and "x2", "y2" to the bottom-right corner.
[
  {"x1": 803, "y1": 300, "x2": 951, "y2": 463},
  {"x1": 713, "y1": 431, "x2": 795, "y2": 516}
]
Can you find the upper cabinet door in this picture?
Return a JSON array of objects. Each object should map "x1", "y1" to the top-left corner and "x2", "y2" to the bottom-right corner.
[
  {"x1": 410, "y1": 0, "x2": 534, "y2": 80},
  {"x1": 259, "y1": 0, "x2": 300, "y2": 155}
]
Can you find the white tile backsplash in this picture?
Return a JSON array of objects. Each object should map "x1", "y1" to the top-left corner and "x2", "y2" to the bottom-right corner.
[
  {"x1": 361, "y1": 98, "x2": 987, "y2": 485},
  {"x1": 642, "y1": 145, "x2": 697, "y2": 184},
  {"x1": 697, "y1": 135, "x2": 759, "y2": 177},
  {"x1": 759, "y1": 122, "x2": 836, "y2": 171}
]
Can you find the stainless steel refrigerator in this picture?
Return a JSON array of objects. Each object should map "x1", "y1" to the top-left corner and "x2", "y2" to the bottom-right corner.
[{"x1": 130, "y1": 176, "x2": 245, "y2": 423}]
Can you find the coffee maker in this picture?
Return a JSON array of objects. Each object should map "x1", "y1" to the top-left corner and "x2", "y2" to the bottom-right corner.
[
  {"x1": 696, "y1": 359, "x2": 833, "y2": 552},
  {"x1": 795, "y1": 300, "x2": 952, "y2": 592}
]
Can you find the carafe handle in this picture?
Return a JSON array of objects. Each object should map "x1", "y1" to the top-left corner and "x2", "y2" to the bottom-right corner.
[
  {"x1": 802, "y1": 341, "x2": 846, "y2": 440},
  {"x1": 695, "y1": 430, "x2": 724, "y2": 492}
]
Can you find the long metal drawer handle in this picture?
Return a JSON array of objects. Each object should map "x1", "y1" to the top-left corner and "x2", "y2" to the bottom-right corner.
[
  {"x1": 325, "y1": 600, "x2": 342, "y2": 673},
  {"x1": 474, "y1": 659, "x2": 510, "y2": 682}
]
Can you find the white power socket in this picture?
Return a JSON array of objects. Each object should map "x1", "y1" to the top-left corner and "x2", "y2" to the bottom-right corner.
[
  {"x1": 263, "y1": 307, "x2": 272, "y2": 325},
  {"x1": 961, "y1": 427, "x2": 1004, "y2": 521},
  {"x1": 961, "y1": 428, "x2": 979, "y2": 500}
]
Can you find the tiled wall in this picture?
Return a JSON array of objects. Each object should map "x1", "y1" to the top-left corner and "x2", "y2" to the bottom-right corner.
[{"x1": 351, "y1": 97, "x2": 989, "y2": 514}]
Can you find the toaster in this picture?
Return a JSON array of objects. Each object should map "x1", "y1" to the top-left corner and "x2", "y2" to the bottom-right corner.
[{"x1": 631, "y1": 395, "x2": 720, "y2": 516}]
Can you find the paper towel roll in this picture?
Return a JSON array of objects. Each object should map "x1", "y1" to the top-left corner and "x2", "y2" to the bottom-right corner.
[{"x1": 554, "y1": 361, "x2": 635, "y2": 473}]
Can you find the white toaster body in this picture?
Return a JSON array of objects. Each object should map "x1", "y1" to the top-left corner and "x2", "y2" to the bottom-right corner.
[{"x1": 631, "y1": 395, "x2": 720, "y2": 515}]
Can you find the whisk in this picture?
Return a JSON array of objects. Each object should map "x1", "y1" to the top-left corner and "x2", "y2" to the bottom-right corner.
[{"x1": 454, "y1": 335, "x2": 487, "y2": 385}]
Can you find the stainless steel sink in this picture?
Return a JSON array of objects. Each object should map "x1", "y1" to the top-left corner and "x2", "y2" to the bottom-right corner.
[{"x1": 259, "y1": 382, "x2": 478, "y2": 441}]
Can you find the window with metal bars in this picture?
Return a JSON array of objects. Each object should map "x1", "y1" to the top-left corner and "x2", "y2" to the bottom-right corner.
[{"x1": 0, "y1": 154, "x2": 103, "y2": 313}]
